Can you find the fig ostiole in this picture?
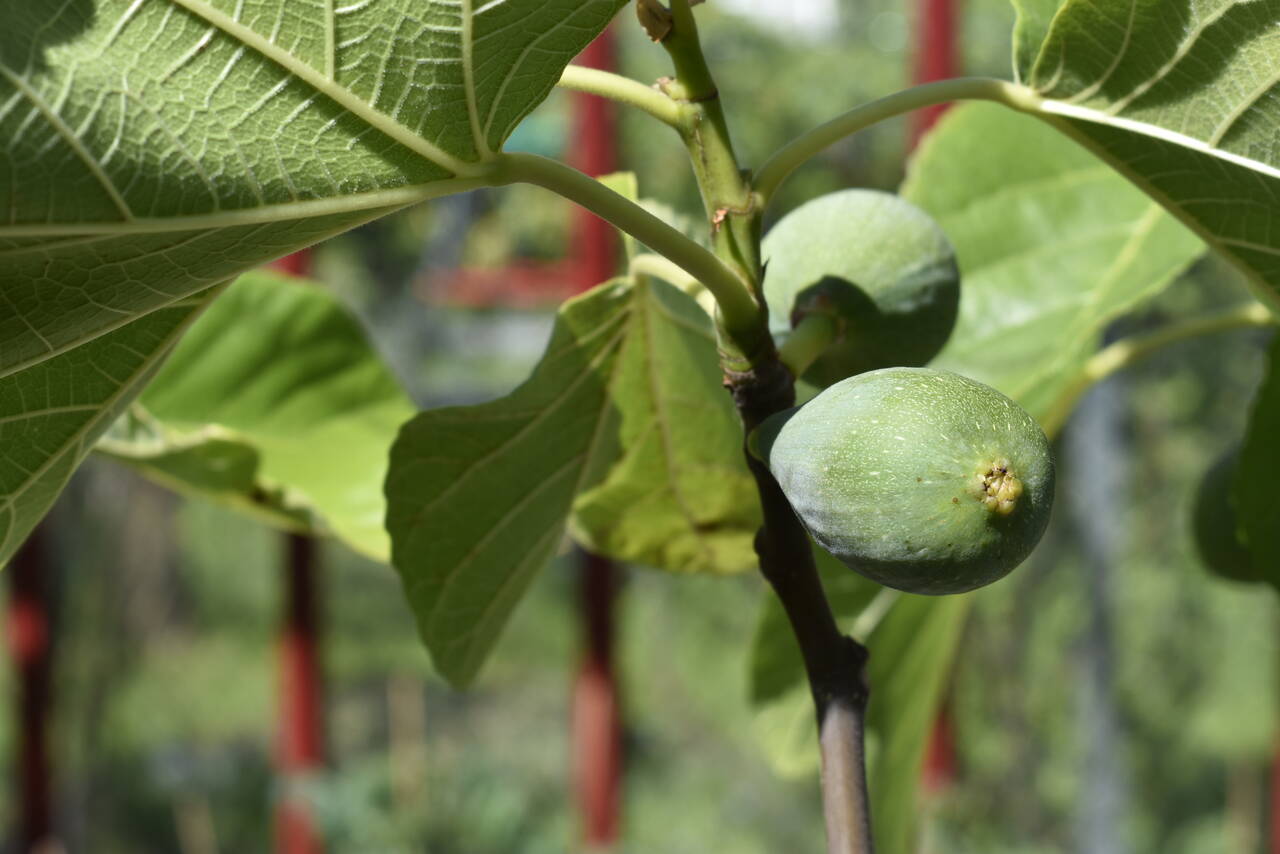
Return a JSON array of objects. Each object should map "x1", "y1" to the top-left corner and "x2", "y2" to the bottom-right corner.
[
  {"x1": 1191, "y1": 447, "x2": 1260, "y2": 584},
  {"x1": 750, "y1": 367, "x2": 1054, "y2": 595},
  {"x1": 763, "y1": 189, "x2": 960, "y2": 389}
]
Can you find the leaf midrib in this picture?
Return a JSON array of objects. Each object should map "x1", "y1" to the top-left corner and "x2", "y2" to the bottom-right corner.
[
  {"x1": 415, "y1": 293, "x2": 635, "y2": 652},
  {"x1": 166, "y1": 0, "x2": 486, "y2": 177},
  {"x1": 1030, "y1": 80, "x2": 1280, "y2": 184},
  {"x1": 0, "y1": 177, "x2": 485, "y2": 238},
  {"x1": 637, "y1": 282, "x2": 717, "y2": 566}
]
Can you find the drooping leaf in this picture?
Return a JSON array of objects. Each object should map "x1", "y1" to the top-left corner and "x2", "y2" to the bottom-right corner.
[
  {"x1": 101, "y1": 417, "x2": 315, "y2": 530},
  {"x1": 97, "y1": 270, "x2": 414, "y2": 560},
  {"x1": 0, "y1": 0, "x2": 625, "y2": 378},
  {"x1": 0, "y1": 287, "x2": 219, "y2": 566},
  {"x1": 570, "y1": 276, "x2": 759, "y2": 575},
  {"x1": 749, "y1": 544, "x2": 881, "y2": 707},
  {"x1": 750, "y1": 681, "x2": 822, "y2": 780},
  {"x1": 386, "y1": 279, "x2": 633, "y2": 687},
  {"x1": 865, "y1": 594, "x2": 970, "y2": 854},
  {"x1": 1235, "y1": 336, "x2": 1280, "y2": 592},
  {"x1": 903, "y1": 103, "x2": 1203, "y2": 421},
  {"x1": 388, "y1": 272, "x2": 760, "y2": 685},
  {"x1": 1014, "y1": 0, "x2": 1280, "y2": 310}
]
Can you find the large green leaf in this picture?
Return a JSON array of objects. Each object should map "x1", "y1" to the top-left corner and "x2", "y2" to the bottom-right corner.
[
  {"x1": 0, "y1": 287, "x2": 219, "y2": 566},
  {"x1": 569, "y1": 275, "x2": 759, "y2": 575},
  {"x1": 865, "y1": 595, "x2": 970, "y2": 854},
  {"x1": 903, "y1": 102, "x2": 1203, "y2": 420},
  {"x1": 1014, "y1": 0, "x2": 1280, "y2": 310},
  {"x1": 1235, "y1": 336, "x2": 1280, "y2": 592},
  {"x1": 386, "y1": 279, "x2": 632, "y2": 687},
  {"x1": 0, "y1": 0, "x2": 624, "y2": 378},
  {"x1": 96, "y1": 270, "x2": 414, "y2": 560}
]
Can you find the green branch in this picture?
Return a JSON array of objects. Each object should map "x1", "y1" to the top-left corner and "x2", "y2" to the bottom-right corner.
[
  {"x1": 1040, "y1": 301, "x2": 1276, "y2": 438},
  {"x1": 495, "y1": 152, "x2": 762, "y2": 348},
  {"x1": 557, "y1": 65, "x2": 684, "y2": 128},
  {"x1": 663, "y1": 0, "x2": 720, "y2": 101},
  {"x1": 755, "y1": 78, "x2": 1035, "y2": 203},
  {"x1": 657, "y1": 0, "x2": 763, "y2": 298}
]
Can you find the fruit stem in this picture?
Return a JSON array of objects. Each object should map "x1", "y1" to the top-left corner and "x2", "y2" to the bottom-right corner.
[
  {"x1": 557, "y1": 65, "x2": 684, "y2": 128},
  {"x1": 1040, "y1": 301, "x2": 1275, "y2": 438},
  {"x1": 731, "y1": 361, "x2": 876, "y2": 854},
  {"x1": 630, "y1": 252, "x2": 700, "y2": 293},
  {"x1": 778, "y1": 313, "x2": 840, "y2": 379}
]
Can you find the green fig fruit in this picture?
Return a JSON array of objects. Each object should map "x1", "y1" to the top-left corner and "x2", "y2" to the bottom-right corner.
[
  {"x1": 763, "y1": 189, "x2": 960, "y2": 388},
  {"x1": 751, "y1": 367, "x2": 1054, "y2": 594}
]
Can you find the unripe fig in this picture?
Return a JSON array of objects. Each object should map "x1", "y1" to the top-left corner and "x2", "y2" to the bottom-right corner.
[
  {"x1": 751, "y1": 367, "x2": 1054, "y2": 594},
  {"x1": 1191, "y1": 447, "x2": 1260, "y2": 584},
  {"x1": 763, "y1": 190, "x2": 960, "y2": 388}
]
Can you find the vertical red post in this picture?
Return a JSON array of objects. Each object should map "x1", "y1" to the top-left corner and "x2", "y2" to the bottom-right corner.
[
  {"x1": 8, "y1": 527, "x2": 54, "y2": 852},
  {"x1": 568, "y1": 34, "x2": 619, "y2": 286},
  {"x1": 270, "y1": 250, "x2": 325, "y2": 854},
  {"x1": 908, "y1": 0, "x2": 960, "y2": 151},
  {"x1": 572, "y1": 553, "x2": 622, "y2": 846},
  {"x1": 273, "y1": 250, "x2": 312, "y2": 278},
  {"x1": 567, "y1": 29, "x2": 624, "y2": 849},
  {"x1": 276, "y1": 533, "x2": 324, "y2": 854},
  {"x1": 911, "y1": 0, "x2": 961, "y2": 798}
]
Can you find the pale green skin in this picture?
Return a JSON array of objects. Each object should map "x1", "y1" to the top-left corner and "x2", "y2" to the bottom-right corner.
[
  {"x1": 752, "y1": 368, "x2": 1054, "y2": 595},
  {"x1": 763, "y1": 190, "x2": 960, "y2": 388}
]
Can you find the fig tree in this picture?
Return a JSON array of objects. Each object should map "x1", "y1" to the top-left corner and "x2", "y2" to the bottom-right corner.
[
  {"x1": 1191, "y1": 447, "x2": 1260, "y2": 584},
  {"x1": 762, "y1": 189, "x2": 960, "y2": 388},
  {"x1": 751, "y1": 367, "x2": 1054, "y2": 594}
]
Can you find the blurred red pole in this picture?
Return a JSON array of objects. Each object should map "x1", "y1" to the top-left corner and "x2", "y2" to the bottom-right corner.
[
  {"x1": 908, "y1": 0, "x2": 960, "y2": 150},
  {"x1": 911, "y1": 0, "x2": 961, "y2": 798},
  {"x1": 276, "y1": 533, "x2": 323, "y2": 854},
  {"x1": 567, "y1": 29, "x2": 624, "y2": 848},
  {"x1": 8, "y1": 526, "x2": 54, "y2": 852},
  {"x1": 921, "y1": 700, "x2": 957, "y2": 795},
  {"x1": 273, "y1": 250, "x2": 312, "y2": 278},
  {"x1": 271, "y1": 251, "x2": 325, "y2": 854},
  {"x1": 569, "y1": 35, "x2": 619, "y2": 287}
]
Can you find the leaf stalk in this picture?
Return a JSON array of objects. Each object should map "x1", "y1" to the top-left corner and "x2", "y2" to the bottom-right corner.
[
  {"x1": 495, "y1": 152, "x2": 764, "y2": 354},
  {"x1": 1040, "y1": 301, "x2": 1275, "y2": 438},
  {"x1": 777, "y1": 313, "x2": 840, "y2": 380},
  {"x1": 755, "y1": 77, "x2": 1034, "y2": 203}
]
